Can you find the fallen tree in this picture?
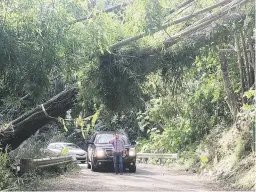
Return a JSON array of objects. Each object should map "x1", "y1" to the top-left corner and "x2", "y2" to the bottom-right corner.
[
  {"x1": 0, "y1": 0, "x2": 251, "y2": 151},
  {"x1": 0, "y1": 87, "x2": 78, "y2": 151}
]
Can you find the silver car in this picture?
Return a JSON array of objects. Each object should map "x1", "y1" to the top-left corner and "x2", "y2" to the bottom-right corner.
[{"x1": 45, "y1": 142, "x2": 87, "y2": 163}]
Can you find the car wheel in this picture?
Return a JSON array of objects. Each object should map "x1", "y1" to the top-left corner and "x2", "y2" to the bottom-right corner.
[
  {"x1": 91, "y1": 156, "x2": 97, "y2": 172},
  {"x1": 87, "y1": 155, "x2": 91, "y2": 169},
  {"x1": 129, "y1": 165, "x2": 136, "y2": 173}
]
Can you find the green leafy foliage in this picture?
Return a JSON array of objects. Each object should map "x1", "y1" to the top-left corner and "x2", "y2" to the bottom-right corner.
[
  {"x1": 61, "y1": 147, "x2": 69, "y2": 156},
  {"x1": 74, "y1": 105, "x2": 103, "y2": 138},
  {"x1": 58, "y1": 117, "x2": 68, "y2": 132},
  {"x1": 0, "y1": 150, "x2": 17, "y2": 190},
  {"x1": 144, "y1": 0, "x2": 165, "y2": 34},
  {"x1": 135, "y1": 45, "x2": 235, "y2": 153},
  {"x1": 97, "y1": 53, "x2": 145, "y2": 111},
  {"x1": 243, "y1": 90, "x2": 256, "y2": 100},
  {"x1": 200, "y1": 156, "x2": 208, "y2": 163}
]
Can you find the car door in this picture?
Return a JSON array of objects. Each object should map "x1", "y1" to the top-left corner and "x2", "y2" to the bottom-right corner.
[
  {"x1": 55, "y1": 144, "x2": 63, "y2": 155},
  {"x1": 47, "y1": 144, "x2": 59, "y2": 156}
]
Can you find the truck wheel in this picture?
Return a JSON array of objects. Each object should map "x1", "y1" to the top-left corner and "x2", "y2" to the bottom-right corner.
[
  {"x1": 87, "y1": 155, "x2": 91, "y2": 169},
  {"x1": 91, "y1": 156, "x2": 97, "y2": 172}
]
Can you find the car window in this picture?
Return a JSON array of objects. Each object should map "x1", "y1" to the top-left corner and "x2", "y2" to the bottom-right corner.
[
  {"x1": 48, "y1": 144, "x2": 55, "y2": 149},
  {"x1": 94, "y1": 134, "x2": 129, "y2": 144},
  {"x1": 56, "y1": 144, "x2": 63, "y2": 149},
  {"x1": 63, "y1": 143, "x2": 80, "y2": 150}
]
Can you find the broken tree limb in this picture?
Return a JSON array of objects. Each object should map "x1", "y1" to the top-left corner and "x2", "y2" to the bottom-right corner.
[
  {"x1": 167, "y1": 0, "x2": 195, "y2": 15},
  {"x1": 139, "y1": 0, "x2": 248, "y2": 55},
  {"x1": 185, "y1": 0, "x2": 236, "y2": 29},
  {"x1": 0, "y1": 87, "x2": 78, "y2": 151},
  {"x1": 174, "y1": 0, "x2": 246, "y2": 33},
  {"x1": 110, "y1": 0, "x2": 233, "y2": 50}
]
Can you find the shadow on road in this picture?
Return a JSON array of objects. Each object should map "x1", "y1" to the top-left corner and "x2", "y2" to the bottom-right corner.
[
  {"x1": 78, "y1": 163, "x2": 158, "y2": 176},
  {"x1": 134, "y1": 168, "x2": 157, "y2": 176}
]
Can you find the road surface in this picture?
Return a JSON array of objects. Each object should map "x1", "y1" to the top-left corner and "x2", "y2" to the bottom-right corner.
[{"x1": 39, "y1": 163, "x2": 219, "y2": 191}]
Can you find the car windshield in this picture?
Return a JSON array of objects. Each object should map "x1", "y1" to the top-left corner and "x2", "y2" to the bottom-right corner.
[
  {"x1": 94, "y1": 134, "x2": 129, "y2": 144},
  {"x1": 63, "y1": 143, "x2": 80, "y2": 150}
]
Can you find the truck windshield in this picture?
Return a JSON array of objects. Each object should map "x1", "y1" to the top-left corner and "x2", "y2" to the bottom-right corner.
[{"x1": 94, "y1": 134, "x2": 129, "y2": 144}]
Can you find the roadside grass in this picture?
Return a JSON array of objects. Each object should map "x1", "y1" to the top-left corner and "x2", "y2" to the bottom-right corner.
[
  {"x1": 18, "y1": 163, "x2": 80, "y2": 191},
  {"x1": 1, "y1": 123, "x2": 80, "y2": 191},
  {"x1": 0, "y1": 150, "x2": 80, "y2": 191}
]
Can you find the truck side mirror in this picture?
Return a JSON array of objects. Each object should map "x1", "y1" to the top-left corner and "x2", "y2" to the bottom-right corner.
[
  {"x1": 86, "y1": 140, "x2": 94, "y2": 145},
  {"x1": 84, "y1": 140, "x2": 94, "y2": 152}
]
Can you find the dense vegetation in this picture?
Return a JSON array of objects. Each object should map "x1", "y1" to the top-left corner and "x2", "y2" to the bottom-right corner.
[{"x1": 0, "y1": 0, "x2": 255, "y2": 190}]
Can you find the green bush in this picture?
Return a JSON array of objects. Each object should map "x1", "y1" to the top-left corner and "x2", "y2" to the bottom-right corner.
[
  {"x1": 0, "y1": 150, "x2": 18, "y2": 191},
  {"x1": 0, "y1": 150, "x2": 46, "y2": 191}
]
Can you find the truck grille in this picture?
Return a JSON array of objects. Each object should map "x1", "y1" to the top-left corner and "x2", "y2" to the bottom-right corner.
[
  {"x1": 106, "y1": 150, "x2": 113, "y2": 157},
  {"x1": 105, "y1": 148, "x2": 129, "y2": 157},
  {"x1": 76, "y1": 154, "x2": 85, "y2": 156}
]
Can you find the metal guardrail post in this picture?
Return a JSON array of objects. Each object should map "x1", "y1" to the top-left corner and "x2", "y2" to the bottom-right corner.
[
  {"x1": 136, "y1": 153, "x2": 178, "y2": 165},
  {"x1": 177, "y1": 150, "x2": 180, "y2": 159},
  {"x1": 253, "y1": 124, "x2": 255, "y2": 152},
  {"x1": 159, "y1": 158, "x2": 162, "y2": 165},
  {"x1": 20, "y1": 158, "x2": 34, "y2": 174}
]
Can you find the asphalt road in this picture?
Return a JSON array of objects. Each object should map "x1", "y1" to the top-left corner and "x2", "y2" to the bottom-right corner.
[{"x1": 39, "y1": 163, "x2": 219, "y2": 191}]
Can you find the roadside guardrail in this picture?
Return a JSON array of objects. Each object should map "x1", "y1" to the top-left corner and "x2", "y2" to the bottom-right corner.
[
  {"x1": 20, "y1": 156, "x2": 72, "y2": 174},
  {"x1": 136, "y1": 153, "x2": 178, "y2": 164}
]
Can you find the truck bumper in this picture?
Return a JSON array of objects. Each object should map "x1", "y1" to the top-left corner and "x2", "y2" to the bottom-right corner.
[{"x1": 95, "y1": 157, "x2": 136, "y2": 168}]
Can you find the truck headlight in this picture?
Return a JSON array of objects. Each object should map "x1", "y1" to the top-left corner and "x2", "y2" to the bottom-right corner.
[
  {"x1": 96, "y1": 148, "x2": 105, "y2": 158},
  {"x1": 129, "y1": 148, "x2": 136, "y2": 156}
]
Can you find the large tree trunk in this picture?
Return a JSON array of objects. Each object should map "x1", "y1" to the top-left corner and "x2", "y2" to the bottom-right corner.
[
  {"x1": 234, "y1": 33, "x2": 246, "y2": 102},
  {"x1": 247, "y1": 28, "x2": 255, "y2": 86},
  {"x1": 240, "y1": 29, "x2": 251, "y2": 88},
  {"x1": 219, "y1": 53, "x2": 239, "y2": 118},
  {"x1": 248, "y1": 29, "x2": 255, "y2": 70},
  {"x1": 0, "y1": 87, "x2": 78, "y2": 151}
]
